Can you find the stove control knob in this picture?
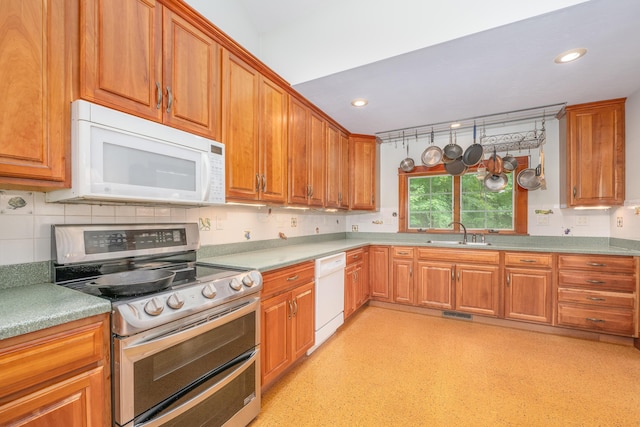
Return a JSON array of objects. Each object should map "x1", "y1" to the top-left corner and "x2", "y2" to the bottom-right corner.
[
  {"x1": 167, "y1": 293, "x2": 184, "y2": 309},
  {"x1": 144, "y1": 297, "x2": 164, "y2": 316},
  {"x1": 202, "y1": 283, "x2": 217, "y2": 299},
  {"x1": 242, "y1": 275, "x2": 254, "y2": 287},
  {"x1": 229, "y1": 278, "x2": 242, "y2": 291}
]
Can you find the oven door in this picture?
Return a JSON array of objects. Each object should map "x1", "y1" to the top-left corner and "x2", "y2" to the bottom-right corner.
[{"x1": 113, "y1": 296, "x2": 260, "y2": 427}]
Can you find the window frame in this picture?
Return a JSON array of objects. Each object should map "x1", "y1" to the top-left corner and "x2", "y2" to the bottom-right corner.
[{"x1": 398, "y1": 156, "x2": 529, "y2": 234}]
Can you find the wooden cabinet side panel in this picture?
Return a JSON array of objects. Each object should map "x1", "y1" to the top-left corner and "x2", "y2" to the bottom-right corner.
[
  {"x1": 370, "y1": 246, "x2": 391, "y2": 301},
  {"x1": 0, "y1": 0, "x2": 69, "y2": 186},
  {"x1": 163, "y1": 9, "x2": 220, "y2": 138},
  {"x1": 81, "y1": 0, "x2": 163, "y2": 120},
  {"x1": 259, "y1": 77, "x2": 288, "y2": 203}
]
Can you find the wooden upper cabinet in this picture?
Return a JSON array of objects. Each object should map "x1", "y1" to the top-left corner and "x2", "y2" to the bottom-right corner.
[
  {"x1": 0, "y1": 0, "x2": 71, "y2": 189},
  {"x1": 308, "y1": 110, "x2": 326, "y2": 207},
  {"x1": 288, "y1": 97, "x2": 310, "y2": 205},
  {"x1": 223, "y1": 52, "x2": 260, "y2": 200},
  {"x1": 326, "y1": 124, "x2": 350, "y2": 209},
  {"x1": 349, "y1": 135, "x2": 377, "y2": 210},
  {"x1": 81, "y1": 0, "x2": 220, "y2": 139},
  {"x1": 161, "y1": 9, "x2": 220, "y2": 137},
  {"x1": 560, "y1": 98, "x2": 625, "y2": 207}
]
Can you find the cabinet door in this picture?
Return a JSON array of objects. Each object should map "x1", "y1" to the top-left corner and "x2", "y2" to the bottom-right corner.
[
  {"x1": 0, "y1": 367, "x2": 105, "y2": 427},
  {"x1": 162, "y1": 9, "x2": 220, "y2": 139},
  {"x1": 81, "y1": 0, "x2": 163, "y2": 121},
  {"x1": 0, "y1": 0, "x2": 69, "y2": 188},
  {"x1": 505, "y1": 268, "x2": 552, "y2": 324},
  {"x1": 259, "y1": 77, "x2": 288, "y2": 203},
  {"x1": 325, "y1": 124, "x2": 341, "y2": 208},
  {"x1": 416, "y1": 261, "x2": 454, "y2": 310},
  {"x1": 261, "y1": 292, "x2": 291, "y2": 388},
  {"x1": 223, "y1": 52, "x2": 260, "y2": 201},
  {"x1": 392, "y1": 259, "x2": 414, "y2": 305},
  {"x1": 344, "y1": 264, "x2": 357, "y2": 319},
  {"x1": 360, "y1": 248, "x2": 370, "y2": 303},
  {"x1": 370, "y1": 246, "x2": 391, "y2": 301},
  {"x1": 455, "y1": 264, "x2": 500, "y2": 316},
  {"x1": 339, "y1": 132, "x2": 351, "y2": 209},
  {"x1": 565, "y1": 98, "x2": 625, "y2": 207},
  {"x1": 288, "y1": 97, "x2": 310, "y2": 205},
  {"x1": 350, "y1": 135, "x2": 377, "y2": 210},
  {"x1": 308, "y1": 110, "x2": 326, "y2": 207},
  {"x1": 291, "y1": 282, "x2": 315, "y2": 360}
]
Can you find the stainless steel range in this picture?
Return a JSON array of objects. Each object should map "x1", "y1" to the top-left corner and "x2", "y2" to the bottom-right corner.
[{"x1": 52, "y1": 223, "x2": 262, "y2": 427}]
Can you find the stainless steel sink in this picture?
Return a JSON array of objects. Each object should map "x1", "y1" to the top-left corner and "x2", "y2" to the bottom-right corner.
[{"x1": 426, "y1": 240, "x2": 491, "y2": 246}]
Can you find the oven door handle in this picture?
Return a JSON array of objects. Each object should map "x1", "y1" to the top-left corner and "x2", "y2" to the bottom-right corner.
[{"x1": 134, "y1": 348, "x2": 259, "y2": 427}]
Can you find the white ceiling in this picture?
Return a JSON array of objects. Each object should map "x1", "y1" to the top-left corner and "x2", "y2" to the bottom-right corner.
[{"x1": 224, "y1": 0, "x2": 640, "y2": 135}]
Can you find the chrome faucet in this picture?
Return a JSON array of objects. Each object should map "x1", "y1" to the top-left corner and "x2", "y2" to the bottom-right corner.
[{"x1": 448, "y1": 222, "x2": 467, "y2": 244}]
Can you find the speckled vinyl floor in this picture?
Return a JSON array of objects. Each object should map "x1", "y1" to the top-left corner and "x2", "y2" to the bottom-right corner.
[{"x1": 250, "y1": 306, "x2": 640, "y2": 427}]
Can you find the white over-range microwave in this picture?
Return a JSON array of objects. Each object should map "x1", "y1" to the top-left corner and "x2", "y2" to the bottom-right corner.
[{"x1": 46, "y1": 100, "x2": 225, "y2": 206}]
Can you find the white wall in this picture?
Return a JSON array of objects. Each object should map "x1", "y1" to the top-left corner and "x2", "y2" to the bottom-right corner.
[
  {"x1": 0, "y1": 192, "x2": 345, "y2": 266},
  {"x1": 346, "y1": 118, "x2": 612, "y2": 237}
]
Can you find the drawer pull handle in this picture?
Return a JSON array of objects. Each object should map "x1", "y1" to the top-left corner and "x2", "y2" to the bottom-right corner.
[
  {"x1": 586, "y1": 280, "x2": 605, "y2": 284},
  {"x1": 397, "y1": 251, "x2": 410, "y2": 255},
  {"x1": 586, "y1": 318, "x2": 605, "y2": 323},
  {"x1": 353, "y1": 255, "x2": 360, "y2": 259},
  {"x1": 587, "y1": 262, "x2": 606, "y2": 267},
  {"x1": 587, "y1": 297, "x2": 606, "y2": 301},
  {"x1": 519, "y1": 259, "x2": 537, "y2": 263},
  {"x1": 286, "y1": 275, "x2": 299, "y2": 281}
]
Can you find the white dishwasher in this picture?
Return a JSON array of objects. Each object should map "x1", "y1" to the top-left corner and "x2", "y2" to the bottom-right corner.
[{"x1": 307, "y1": 252, "x2": 346, "y2": 355}]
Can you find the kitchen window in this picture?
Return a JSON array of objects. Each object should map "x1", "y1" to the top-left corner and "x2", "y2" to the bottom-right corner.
[{"x1": 398, "y1": 159, "x2": 528, "y2": 234}]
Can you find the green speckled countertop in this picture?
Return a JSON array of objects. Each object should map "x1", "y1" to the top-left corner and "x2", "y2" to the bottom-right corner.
[
  {"x1": 0, "y1": 284, "x2": 111, "y2": 341},
  {"x1": 198, "y1": 236, "x2": 640, "y2": 272}
]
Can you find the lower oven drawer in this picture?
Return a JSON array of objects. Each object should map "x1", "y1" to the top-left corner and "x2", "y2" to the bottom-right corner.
[{"x1": 557, "y1": 304, "x2": 635, "y2": 336}]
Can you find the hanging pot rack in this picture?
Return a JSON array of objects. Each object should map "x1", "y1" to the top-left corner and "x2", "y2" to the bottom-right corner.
[{"x1": 375, "y1": 102, "x2": 564, "y2": 153}]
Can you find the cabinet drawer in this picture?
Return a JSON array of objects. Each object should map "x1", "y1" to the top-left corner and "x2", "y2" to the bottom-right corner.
[
  {"x1": 346, "y1": 248, "x2": 364, "y2": 266},
  {"x1": 557, "y1": 304, "x2": 635, "y2": 336},
  {"x1": 558, "y1": 271, "x2": 636, "y2": 292},
  {"x1": 262, "y1": 261, "x2": 315, "y2": 297},
  {"x1": 505, "y1": 252, "x2": 552, "y2": 268},
  {"x1": 417, "y1": 248, "x2": 499, "y2": 264},
  {"x1": 558, "y1": 255, "x2": 635, "y2": 273},
  {"x1": 558, "y1": 288, "x2": 635, "y2": 309},
  {"x1": 392, "y1": 247, "x2": 414, "y2": 259},
  {"x1": 0, "y1": 317, "x2": 106, "y2": 399}
]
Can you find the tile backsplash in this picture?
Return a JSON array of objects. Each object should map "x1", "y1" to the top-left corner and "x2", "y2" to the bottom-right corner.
[{"x1": 0, "y1": 190, "x2": 347, "y2": 266}]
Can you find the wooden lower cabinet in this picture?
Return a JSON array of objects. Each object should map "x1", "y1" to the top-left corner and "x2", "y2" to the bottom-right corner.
[
  {"x1": 392, "y1": 247, "x2": 415, "y2": 305},
  {"x1": 455, "y1": 264, "x2": 500, "y2": 317},
  {"x1": 369, "y1": 246, "x2": 391, "y2": 301},
  {"x1": 344, "y1": 248, "x2": 370, "y2": 320},
  {"x1": 261, "y1": 262, "x2": 315, "y2": 390},
  {"x1": 0, "y1": 314, "x2": 110, "y2": 426},
  {"x1": 504, "y1": 252, "x2": 553, "y2": 325},
  {"x1": 416, "y1": 261, "x2": 454, "y2": 310}
]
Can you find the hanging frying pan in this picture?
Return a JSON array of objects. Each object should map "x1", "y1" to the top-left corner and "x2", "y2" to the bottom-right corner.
[
  {"x1": 462, "y1": 122, "x2": 483, "y2": 166},
  {"x1": 421, "y1": 128, "x2": 442, "y2": 166},
  {"x1": 443, "y1": 129, "x2": 463, "y2": 161},
  {"x1": 484, "y1": 173, "x2": 508, "y2": 192},
  {"x1": 445, "y1": 158, "x2": 468, "y2": 176},
  {"x1": 399, "y1": 132, "x2": 415, "y2": 172}
]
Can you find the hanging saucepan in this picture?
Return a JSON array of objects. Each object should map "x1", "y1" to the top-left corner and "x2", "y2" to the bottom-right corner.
[
  {"x1": 484, "y1": 173, "x2": 508, "y2": 192},
  {"x1": 443, "y1": 129, "x2": 463, "y2": 162},
  {"x1": 399, "y1": 132, "x2": 415, "y2": 172},
  {"x1": 517, "y1": 164, "x2": 542, "y2": 190},
  {"x1": 421, "y1": 127, "x2": 442, "y2": 166},
  {"x1": 502, "y1": 153, "x2": 518, "y2": 172},
  {"x1": 88, "y1": 270, "x2": 176, "y2": 297},
  {"x1": 445, "y1": 158, "x2": 468, "y2": 176},
  {"x1": 462, "y1": 122, "x2": 483, "y2": 167},
  {"x1": 485, "y1": 148, "x2": 503, "y2": 175}
]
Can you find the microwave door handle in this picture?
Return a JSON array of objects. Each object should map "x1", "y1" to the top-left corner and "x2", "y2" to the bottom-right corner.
[{"x1": 202, "y1": 153, "x2": 211, "y2": 203}]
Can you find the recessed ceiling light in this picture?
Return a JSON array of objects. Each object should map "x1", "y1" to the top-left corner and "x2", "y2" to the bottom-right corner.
[
  {"x1": 554, "y1": 48, "x2": 587, "y2": 64},
  {"x1": 450, "y1": 123, "x2": 461, "y2": 128},
  {"x1": 351, "y1": 98, "x2": 368, "y2": 107}
]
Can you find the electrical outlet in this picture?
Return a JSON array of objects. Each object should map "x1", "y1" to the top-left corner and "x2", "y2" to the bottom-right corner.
[
  {"x1": 617, "y1": 216, "x2": 623, "y2": 227},
  {"x1": 352, "y1": 225, "x2": 359, "y2": 232},
  {"x1": 536, "y1": 215, "x2": 549, "y2": 225},
  {"x1": 290, "y1": 217, "x2": 297, "y2": 227},
  {"x1": 576, "y1": 216, "x2": 588, "y2": 226}
]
